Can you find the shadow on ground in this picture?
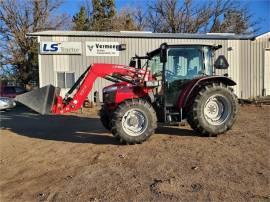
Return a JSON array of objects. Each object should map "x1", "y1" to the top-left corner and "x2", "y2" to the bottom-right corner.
[{"x1": 0, "y1": 106, "x2": 199, "y2": 144}]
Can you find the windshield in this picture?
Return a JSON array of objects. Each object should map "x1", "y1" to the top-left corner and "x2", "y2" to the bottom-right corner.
[
  {"x1": 147, "y1": 46, "x2": 213, "y2": 80},
  {"x1": 168, "y1": 47, "x2": 202, "y2": 79}
]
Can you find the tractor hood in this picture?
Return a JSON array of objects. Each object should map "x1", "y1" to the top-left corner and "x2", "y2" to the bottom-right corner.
[
  {"x1": 102, "y1": 81, "x2": 150, "y2": 105},
  {"x1": 102, "y1": 82, "x2": 130, "y2": 93}
]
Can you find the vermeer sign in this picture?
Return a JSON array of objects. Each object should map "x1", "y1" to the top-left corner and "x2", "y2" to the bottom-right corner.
[
  {"x1": 40, "y1": 42, "x2": 82, "y2": 55},
  {"x1": 86, "y1": 41, "x2": 120, "y2": 56}
]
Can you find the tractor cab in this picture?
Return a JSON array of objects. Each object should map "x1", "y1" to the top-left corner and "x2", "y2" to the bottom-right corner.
[
  {"x1": 148, "y1": 44, "x2": 216, "y2": 79},
  {"x1": 146, "y1": 44, "x2": 225, "y2": 106}
]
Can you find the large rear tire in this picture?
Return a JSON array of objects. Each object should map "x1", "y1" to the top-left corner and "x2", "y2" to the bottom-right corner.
[
  {"x1": 111, "y1": 99, "x2": 157, "y2": 144},
  {"x1": 187, "y1": 83, "x2": 238, "y2": 136}
]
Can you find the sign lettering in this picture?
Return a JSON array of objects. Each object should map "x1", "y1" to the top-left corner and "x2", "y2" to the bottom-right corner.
[
  {"x1": 86, "y1": 41, "x2": 120, "y2": 56},
  {"x1": 40, "y1": 42, "x2": 82, "y2": 55}
]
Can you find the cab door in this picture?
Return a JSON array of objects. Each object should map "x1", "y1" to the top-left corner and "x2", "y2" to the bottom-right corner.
[{"x1": 165, "y1": 46, "x2": 204, "y2": 106}]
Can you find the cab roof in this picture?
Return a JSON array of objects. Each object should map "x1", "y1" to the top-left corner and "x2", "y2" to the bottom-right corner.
[{"x1": 147, "y1": 43, "x2": 221, "y2": 58}]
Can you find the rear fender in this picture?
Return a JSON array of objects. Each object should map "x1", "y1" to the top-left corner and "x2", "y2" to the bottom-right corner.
[{"x1": 177, "y1": 76, "x2": 236, "y2": 110}]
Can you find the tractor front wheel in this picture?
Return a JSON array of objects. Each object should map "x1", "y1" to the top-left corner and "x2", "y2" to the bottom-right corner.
[
  {"x1": 187, "y1": 83, "x2": 238, "y2": 136},
  {"x1": 111, "y1": 99, "x2": 157, "y2": 144},
  {"x1": 99, "y1": 105, "x2": 112, "y2": 131}
]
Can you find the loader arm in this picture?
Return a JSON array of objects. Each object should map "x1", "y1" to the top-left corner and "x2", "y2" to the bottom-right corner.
[{"x1": 52, "y1": 63, "x2": 150, "y2": 114}]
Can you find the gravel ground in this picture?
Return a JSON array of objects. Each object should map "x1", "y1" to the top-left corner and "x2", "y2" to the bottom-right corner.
[{"x1": 0, "y1": 105, "x2": 269, "y2": 202}]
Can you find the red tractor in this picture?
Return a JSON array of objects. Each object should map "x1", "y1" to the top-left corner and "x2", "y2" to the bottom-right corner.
[{"x1": 16, "y1": 43, "x2": 238, "y2": 144}]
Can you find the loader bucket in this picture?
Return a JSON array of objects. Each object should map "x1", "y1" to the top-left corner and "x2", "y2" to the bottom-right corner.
[{"x1": 15, "y1": 85, "x2": 60, "y2": 115}]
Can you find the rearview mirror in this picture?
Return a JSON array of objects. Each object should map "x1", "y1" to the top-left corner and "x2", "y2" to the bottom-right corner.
[
  {"x1": 214, "y1": 55, "x2": 229, "y2": 69},
  {"x1": 160, "y1": 43, "x2": 168, "y2": 63}
]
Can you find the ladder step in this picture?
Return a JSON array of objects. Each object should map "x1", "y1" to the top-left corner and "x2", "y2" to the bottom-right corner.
[{"x1": 167, "y1": 112, "x2": 180, "y2": 115}]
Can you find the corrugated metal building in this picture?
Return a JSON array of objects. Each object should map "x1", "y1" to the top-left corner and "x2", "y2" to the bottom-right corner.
[{"x1": 28, "y1": 31, "x2": 270, "y2": 101}]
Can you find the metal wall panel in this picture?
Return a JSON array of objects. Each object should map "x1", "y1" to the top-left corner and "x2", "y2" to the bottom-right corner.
[
  {"x1": 39, "y1": 36, "x2": 53, "y2": 87},
  {"x1": 227, "y1": 40, "x2": 240, "y2": 96},
  {"x1": 239, "y1": 33, "x2": 270, "y2": 99},
  {"x1": 264, "y1": 49, "x2": 270, "y2": 95},
  {"x1": 39, "y1": 33, "x2": 269, "y2": 101}
]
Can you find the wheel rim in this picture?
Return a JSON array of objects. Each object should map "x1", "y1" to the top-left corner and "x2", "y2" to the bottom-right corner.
[
  {"x1": 203, "y1": 95, "x2": 232, "y2": 126},
  {"x1": 122, "y1": 109, "x2": 148, "y2": 136}
]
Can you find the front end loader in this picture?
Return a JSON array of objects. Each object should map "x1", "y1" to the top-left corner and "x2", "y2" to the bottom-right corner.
[{"x1": 16, "y1": 43, "x2": 238, "y2": 144}]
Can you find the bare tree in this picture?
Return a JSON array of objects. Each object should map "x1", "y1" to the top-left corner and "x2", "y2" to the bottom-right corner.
[
  {"x1": 146, "y1": 0, "x2": 258, "y2": 34},
  {"x1": 147, "y1": 0, "x2": 212, "y2": 33},
  {"x1": 220, "y1": 8, "x2": 259, "y2": 34},
  {"x1": 0, "y1": 0, "x2": 69, "y2": 85},
  {"x1": 207, "y1": 0, "x2": 235, "y2": 32},
  {"x1": 132, "y1": 7, "x2": 148, "y2": 31}
]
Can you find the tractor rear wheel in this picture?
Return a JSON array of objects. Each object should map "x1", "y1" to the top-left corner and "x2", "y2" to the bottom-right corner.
[
  {"x1": 99, "y1": 105, "x2": 112, "y2": 131},
  {"x1": 111, "y1": 99, "x2": 157, "y2": 144},
  {"x1": 187, "y1": 83, "x2": 238, "y2": 136}
]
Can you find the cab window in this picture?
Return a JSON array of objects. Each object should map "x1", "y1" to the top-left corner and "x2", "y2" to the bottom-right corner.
[
  {"x1": 167, "y1": 47, "x2": 203, "y2": 81},
  {"x1": 148, "y1": 54, "x2": 163, "y2": 77}
]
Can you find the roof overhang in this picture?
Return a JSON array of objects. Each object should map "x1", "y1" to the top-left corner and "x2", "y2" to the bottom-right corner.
[
  {"x1": 166, "y1": 42, "x2": 222, "y2": 48},
  {"x1": 254, "y1": 32, "x2": 270, "y2": 40},
  {"x1": 27, "y1": 30, "x2": 254, "y2": 40}
]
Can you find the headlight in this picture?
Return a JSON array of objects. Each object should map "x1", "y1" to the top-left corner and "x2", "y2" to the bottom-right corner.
[{"x1": 103, "y1": 86, "x2": 117, "y2": 93}]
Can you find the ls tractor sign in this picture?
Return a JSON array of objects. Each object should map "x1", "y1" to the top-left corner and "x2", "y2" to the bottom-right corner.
[{"x1": 40, "y1": 42, "x2": 82, "y2": 55}]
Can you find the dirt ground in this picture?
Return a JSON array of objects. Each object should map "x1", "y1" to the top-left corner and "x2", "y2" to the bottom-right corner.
[{"x1": 0, "y1": 105, "x2": 269, "y2": 202}]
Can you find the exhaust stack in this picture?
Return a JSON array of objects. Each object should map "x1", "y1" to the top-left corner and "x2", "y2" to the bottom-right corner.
[{"x1": 15, "y1": 85, "x2": 60, "y2": 115}]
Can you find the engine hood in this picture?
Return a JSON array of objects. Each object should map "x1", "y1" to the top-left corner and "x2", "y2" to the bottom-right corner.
[{"x1": 103, "y1": 82, "x2": 130, "y2": 93}]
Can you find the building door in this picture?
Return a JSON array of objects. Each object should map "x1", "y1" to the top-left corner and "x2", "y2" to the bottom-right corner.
[{"x1": 264, "y1": 49, "x2": 270, "y2": 96}]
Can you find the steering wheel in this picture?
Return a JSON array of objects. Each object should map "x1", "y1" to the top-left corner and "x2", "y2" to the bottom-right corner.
[{"x1": 153, "y1": 70, "x2": 179, "y2": 80}]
